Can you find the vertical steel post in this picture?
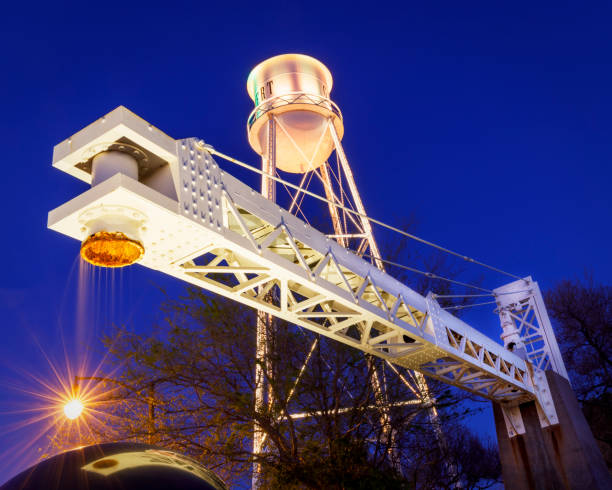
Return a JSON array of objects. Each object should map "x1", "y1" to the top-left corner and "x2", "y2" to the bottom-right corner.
[
  {"x1": 252, "y1": 116, "x2": 276, "y2": 489},
  {"x1": 327, "y1": 121, "x2": 384, "y2": 270},
  {"x1": 319, "y1": 162, "x2": 348, "y2": 248}
]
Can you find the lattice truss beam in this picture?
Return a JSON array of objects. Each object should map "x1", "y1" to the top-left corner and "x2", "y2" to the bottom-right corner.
[
  {"x1": 173, "y1": 139, "x2": 534, "y2": 404},
  {"x1": 49, "y1": 125, "x2": 537, "y2": 406},
  {"x1": 272, "y1": 117, "x2": 370, "y2": 255}
]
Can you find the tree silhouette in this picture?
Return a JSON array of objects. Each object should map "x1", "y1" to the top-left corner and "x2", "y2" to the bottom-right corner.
[{"x1": 545, "y1": 275, "x2": 612, "y2": 469}]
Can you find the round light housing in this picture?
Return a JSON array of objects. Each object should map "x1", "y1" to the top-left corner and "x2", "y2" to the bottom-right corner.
[{"x1": 80, "y1": 231, "x2": 144, "y2": 268}]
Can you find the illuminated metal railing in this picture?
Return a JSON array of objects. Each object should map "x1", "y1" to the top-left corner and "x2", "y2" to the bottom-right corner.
[{"x1": 247, "y1": 92, "x2": 343, "y2": 131}]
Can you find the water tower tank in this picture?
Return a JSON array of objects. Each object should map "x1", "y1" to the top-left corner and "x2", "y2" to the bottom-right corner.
[{"x1": 247, "y1": 54, "x2": 344, "y2": 174}]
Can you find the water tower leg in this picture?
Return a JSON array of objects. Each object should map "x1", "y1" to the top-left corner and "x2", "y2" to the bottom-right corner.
[
  {"x1": 493, "y1": 370, "x2": 611, "y2": 490},
  {"x1": 252, "y1": 116, "x2": 277, "y2": 489}
]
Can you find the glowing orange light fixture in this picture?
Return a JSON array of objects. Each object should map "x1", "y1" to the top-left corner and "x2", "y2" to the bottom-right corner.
[{"x1": 80, "y1": 231, "x2": 144, "y2": 268}]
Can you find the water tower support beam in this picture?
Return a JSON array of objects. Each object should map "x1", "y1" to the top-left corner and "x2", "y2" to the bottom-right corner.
[
  {"x1": 252, "y1": 116, "x2": 277, "y2": 488},
  {"x1": 271, "y1": 113, "x2": 401, "y2": 466},
  {"x1": 319, "y1": 162, "x2": 348, "y2": 248},
  {"x1": 327, "y1": 118, "x2": 460, "y2": 481},
  {"x1": 328, "y1": 120, "x2": 384, "y2": 271}
]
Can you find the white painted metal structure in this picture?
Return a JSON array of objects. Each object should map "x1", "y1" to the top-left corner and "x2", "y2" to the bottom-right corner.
[
  {"x1": 48, "y1": 107, "x2": 567, "y2": 440},
  {"x1": 494, "y1": 277, "x2": 568, "y2": 379},
  {"x1": 492, "y1": 277, "x2": 569, "y2": 436},
  {"x1": 252, "y1": 116, "x2": 276, "y2": 487}
]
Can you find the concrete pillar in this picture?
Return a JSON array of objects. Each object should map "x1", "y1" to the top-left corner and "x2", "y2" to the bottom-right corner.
[{"x1": 494, "y1": 371, "x2": 612, "y2": 490}]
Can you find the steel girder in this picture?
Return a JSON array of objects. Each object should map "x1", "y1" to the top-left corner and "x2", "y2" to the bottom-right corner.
[{"x1": 48, "y1": 108, "x2": 537, "y2": 408}]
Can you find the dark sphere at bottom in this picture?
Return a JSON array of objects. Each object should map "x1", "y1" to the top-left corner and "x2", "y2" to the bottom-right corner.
[{"x1": 0, "y1": 442, "x2": 227, "y2": 490}]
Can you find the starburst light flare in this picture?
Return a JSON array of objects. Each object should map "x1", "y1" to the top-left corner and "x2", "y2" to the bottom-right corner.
[{"x1": 63, "y1": 398, "x2": 84, "y2": 420}]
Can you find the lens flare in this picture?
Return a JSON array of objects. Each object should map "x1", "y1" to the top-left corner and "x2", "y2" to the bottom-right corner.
[
  {"x1": 0, "y1": 347, "x2": 127, "y2": 474},
  {"x1": 63, "y1": 398, "x2": 84, "y2": 420}
]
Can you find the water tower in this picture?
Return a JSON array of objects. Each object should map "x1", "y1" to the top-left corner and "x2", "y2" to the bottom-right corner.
[
  {"x1": 245, "y1": 53, "x2": 382, "y2": 256},
  {"x1": 245, "y1": 54, "x2": 443, "y2": 486},
  {"x1": 246, "y1": 53, "x2": 344, "y2": 175}
]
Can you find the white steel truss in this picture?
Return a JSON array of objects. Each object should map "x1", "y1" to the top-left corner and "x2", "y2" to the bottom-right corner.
[
  {"x1": 48, "y1": 107, "x2": 565, "y2": 439},
  {"x1": 494, "y1": 278, "x2": 568, "y2": 379},
  {"x1": 49, "y1": 109, "x2": 537, "y2": 404}
]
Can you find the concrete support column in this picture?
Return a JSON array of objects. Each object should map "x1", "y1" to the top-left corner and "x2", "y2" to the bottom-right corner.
[{"x1": 494, "y1": 371, "x2": 611, "y2": 490}]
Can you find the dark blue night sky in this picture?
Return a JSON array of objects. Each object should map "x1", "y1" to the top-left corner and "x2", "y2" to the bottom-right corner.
[{"x1": 0, "y1": 0, "x2": 610, "y2": 483}]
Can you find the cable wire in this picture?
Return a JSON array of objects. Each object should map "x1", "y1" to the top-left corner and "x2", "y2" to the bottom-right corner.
[
  {"x1": 433, "y1": 289, "x2": 533, "y2": 299},
  {"x1": 203, "y1": 143, "x2": 523, "y2": 281},
  {"x1": 433, "y1": 293, "x2": 495, "y2": 298},
  {"x1": 443, "y1": 300, "x2": 498, "y2": 311},
  {"x1": 352, "y1": 252, "x2": 493, "y2": 293}
]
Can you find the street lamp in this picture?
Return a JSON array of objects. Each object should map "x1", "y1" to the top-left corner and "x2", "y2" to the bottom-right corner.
[{"x1": 63, "y1": 398, "x2": 84, "y2": 420}]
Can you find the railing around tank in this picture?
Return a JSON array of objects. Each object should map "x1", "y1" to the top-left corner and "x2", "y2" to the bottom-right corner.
[{"x1": 247, "y1": 92, "x2": 343, "y2": 131}]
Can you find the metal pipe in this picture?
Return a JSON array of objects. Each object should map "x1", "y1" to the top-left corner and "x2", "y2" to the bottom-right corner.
[{"x1": 91, "y1": 151, "x2": 138, "y2": 186}]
